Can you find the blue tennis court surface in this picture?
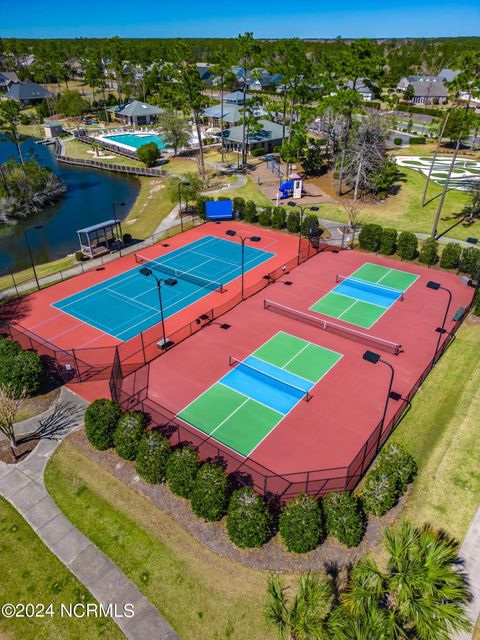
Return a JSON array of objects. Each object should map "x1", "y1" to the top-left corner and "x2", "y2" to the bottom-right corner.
[{"x1": 52, "y1": 236, "x2": 274, "y2": 341}]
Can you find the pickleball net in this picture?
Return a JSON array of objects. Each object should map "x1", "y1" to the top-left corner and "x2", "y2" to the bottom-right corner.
[
  {"x1": 263, "y1": 299, "x2": 402, "y2": 355},
  {"x1": 135, "y1": 253, "x2": 224, "y2": 292}
]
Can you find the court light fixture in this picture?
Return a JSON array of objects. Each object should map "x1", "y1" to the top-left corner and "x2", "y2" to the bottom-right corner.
[
  {"x1": 426, "y1": 280, "x2": 441, "y2": 290},
  {"x1": 225, "y1": 229, "x2": 236, "y2": 237},
  {"x1": 425, "y1": 281, "x2": 452, "y2": 363},
  {"x1": 362, "y1": 350, "x2": 395, "y2": 453},
  {"x1": 250, "y1": 236, "x2": 261, "y2": 242},
  {"x1": 140, "y1": 266, "x2": 152, "y2": 277},
  {"x1": 363, "y1": 350, "x2": 381, "y2": 364},
  {"x1": 225, "y1": 231, "x2": 262, "y2": 299},
  {"x1": 24, "y1": 225, "x2": 44, "y2": 291},
  {"x1": 139, "y1": 269, "x2": 177, "y2": 348}
]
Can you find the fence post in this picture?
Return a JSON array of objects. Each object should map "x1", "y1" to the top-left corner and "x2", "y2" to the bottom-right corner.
[
  {"x1": 71, "y1": 348, "x2": 81, "y2": 383},
  {"x1": 140, "y1": 331, "x2": 147, "y2": 365}
]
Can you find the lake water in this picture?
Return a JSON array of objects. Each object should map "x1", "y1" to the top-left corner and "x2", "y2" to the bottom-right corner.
[{"x1": 0, "y1": 136, "x2": 140, "y2": 274}]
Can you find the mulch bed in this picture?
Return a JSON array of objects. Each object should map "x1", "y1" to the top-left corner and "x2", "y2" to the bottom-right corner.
[
  {"x1": 0, "y1": 438, "x2": 38, "y2": 464},
  {"x1": 67, "y1": 428, "x2": 408, "y2": 573}
]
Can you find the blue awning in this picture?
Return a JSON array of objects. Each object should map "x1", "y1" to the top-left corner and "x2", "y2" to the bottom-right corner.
[{"x1": 77, "y1": 220, "x2": 118, "y2": 234}]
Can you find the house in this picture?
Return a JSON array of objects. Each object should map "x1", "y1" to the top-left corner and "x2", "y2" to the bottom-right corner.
[
  {"x1": 347, "y1": 78, "x2": 379, "y2": 101},
  {"x1": 19, "y1": 54, "x2": 35, "y2": 67},
  {"x1": 218, "y1": 119, "x2": 288, "y2": 154},
  {"x1": 108, "y1": 100, "x2": 163, "y2": 126},
  {"x1": 43, "y1": 121, "x2": 63, "y2": 138},
  {"x1": 437, "y1": 68, "x2": 461, "y2": 82},
  {"x1": 4, "y1": 81, "x2": 51, "y2": 104},
  {"x1": 397, "y1": 69, "x2": 459, "y2": 104},
  {"x1": 202, "y1": 91, "x2": 267, "y2": 127},
  {"x1": 196, "y1": 63, "x2": 214, "y2": 82},
  {"x1": 230, "y1": 66, "x2": 282, "y2": 91},
  {"x1": 0, "y1": 71, "x2": 20, "y2": 93}
]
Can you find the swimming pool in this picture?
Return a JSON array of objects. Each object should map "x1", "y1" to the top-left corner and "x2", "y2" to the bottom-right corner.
[{"x1": 101, "y1": 133, "x2": 165, "y2": 152}]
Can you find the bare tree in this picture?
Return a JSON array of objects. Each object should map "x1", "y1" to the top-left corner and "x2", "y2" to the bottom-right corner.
[
  {"x1": 345, "y1": 114, "x2": 388, "y2": 200},
  {"x1": 343, "y1": 198, "x2": 364, "y2": 247},
  {"x1": 0, "y1": 385, "x2": 27, "y2": 457}
]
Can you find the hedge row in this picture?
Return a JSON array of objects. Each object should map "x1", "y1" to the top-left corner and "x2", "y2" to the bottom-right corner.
[
  {"x1": 396, "y1": 104, "x2": 443, "y2": 117},
  {"x1": 358, "y1": 223, "x2": 480, "y2": 275}
]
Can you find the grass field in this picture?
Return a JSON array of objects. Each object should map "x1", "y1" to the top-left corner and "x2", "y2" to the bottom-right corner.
[
  {"x1": 318, "y1": 167, "x2": 475, "y2": 242},
  {"x1": 0, "y1": 255, "x2": 77, "y2": 293},
  {"x1": 122, "y1": 177, "x2": 172, "y2": 239},
  {"x1": 63, "y1": 139, "x2": 141, "y2": 167},
  {"x1": 217, "y1": 176, "x2": 272, "y2": 207},
  {"x1": 45, "y1": 444, "x2": 276, "y2": 640},
  {"x1": 0, "y1": 497, "x2": 122, "y2": 640},
  {"x1": 391, "y1": 318, "x2": 480, "y2": 541}
]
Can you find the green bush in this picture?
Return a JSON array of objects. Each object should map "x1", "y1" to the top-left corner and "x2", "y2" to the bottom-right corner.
[
  {"x1": 286, "y1": 210, "x2": 300, "y2": 233},
  {"x1": 251, "y1": 147, "x2": 266, "y2": 157},
  {"x1": 137, "y1": 142, "x2": 161, "y2": 167},
  {"x1": 362, "y1": 469, "x2": 401, "y2": 516},
  {"x1": 396, "y1": 104, "x2": 443, "y2": 117},
  {"x1": 271, "y1": 206, "x2": 286, "y2": 230},
  {"x1": 473, "y1": 290, "x2": 480, "y2": 317},
  {"x1": 393, "y1": 137, "x2": 403, "y2": 145},
  {"x1": 397, "y1": 231, "x2": 418, "y2": 260},
  {"x1": 408, "y1": 136, "x2": 426, "y2": 144},
  {"x1": 0, "y1": 338, "x2": 44, "y2": 397},
  {"x1": 135, "y1": 430, "x2": 171, "y2": 483},
  {"x1": 459, "y1": 246, "x2": 480, "y2": 278},
  {"x1": 279, "y1": 493, "x2": 324, "y2": 553},
  {"x1": 191, "y1": 463, "x2": 229, "y2": 521},
  {"x1": 323, "y1": 491, "x2": 365, "y2": 548},
  {"x1": 166, "y1": 446, "x2": 199, "y2": 498},
  {"x1": 377, "y1": 442, "x2": 417, "y2": 493},
  {"x1": 122, "y1": 233, "x2": 132, "y2": 245},
  {"x1": 379, "y1": 227, "x2": 398, "y2": 256},
  {"x1": 419, "y1": 237, "x2": 439, "y2": 265},
  {"x1": 226, "y1": 488, "x2": 272, "y2": 548},
  {"x1": 232, "y1": 196, "x2": 245, "y2": 219},
  {"x1": 358, "y1": 223, "x2": 383, "y2": 252},
  {"x1": 113, "y1": 411, "x2": 146, "y2": 461},
  {"x1": 196, "y1": 195, "x2": 212, "y2": 220},
  {"x1": 301, "y1": 214, "x2": 320, "y2": 237},
  {"x1": 84, "y1": 398, "x2": 121, "y2": 451},
  {"x1": 244, "y1": 200, "x2": 258, "y2": 223},
  {"x1": 258, "y1": 207, "x2": 272, "y2": 227},
  {"x1": 440, "y1": 242, "x2": 462, "y2": 269}
]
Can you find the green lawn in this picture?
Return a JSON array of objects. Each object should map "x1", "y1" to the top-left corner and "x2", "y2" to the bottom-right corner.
[
  {"x1": 0, "y1": 497, "x2": 122, "y2": 640},
  {"x1": 122, "y1": 177, "x2": 172, "y2": 239},
  {"x1": 216, "y1": 177, "x2": 272, "y2": 207},
  {"x1": 319, "y1": 167, "x2": 476, "y2": 242},
  {"x1": 63, "y1": 139, "x2": 141, "y2": 168},
  {"x1": 0, "y1": 255, "x2": 77, "y2": 294},
  {"x1": 390, "y1": 318, "x2": 480, "y2": 541},
  {"x1": 45, "y1": 442, "x2": 276, "y2": 640}
]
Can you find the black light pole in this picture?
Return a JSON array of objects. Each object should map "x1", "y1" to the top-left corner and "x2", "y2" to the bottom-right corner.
[
  {"x1": 24, "y1": 224, "x2": 44, "y2": 290},
  {"x1": 426, "y1": 281, "x2": 453, "y2": 363},
  {"x1": 178, "y1": 181, "x2": 190, "y2": 232},
  {"x1": 139, "y1": 267, "x2": 177, "y2": 348},
  {"x1": 287, "y1": 201, "x2": 319, "y2": 264},
  {"x1": 363, "y1": 350, "x2": 395, "y2": 453},
  {"x1": 225, "y1": 229, "x2": 261, "y2": 299},
  {"x1": 112, "y1": 201, "x2": 126, "y2": 241}
]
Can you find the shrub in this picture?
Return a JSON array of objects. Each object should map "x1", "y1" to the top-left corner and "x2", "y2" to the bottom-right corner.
[
  {"x1": 74, "y1": 251, "x2": 85, "y2": 262},
  {"x1": 135, "y1": 430, "x2": 171, "y2": 483},
  {"x1": 379, "y1": 227, "x2": 397, "y2": 256},
  {"x1": 377, "y1": 442, "x2": 417, "y2": 493},
  {"x1": 258, "y1": 207, "x2": 272, "y2": 227},
  {"x1": 191, "y1": 463, "x2": 229, "y2": 521},
  {"x1": 459, "y1": 246, "x2": 480, "y2": 278},
  {"x1": 473, "y1": 290, "x2": 480, "y2": 317},
  {"x1": 301, "y1": 214, "x2": 320, "y2": 237},
  {"x1": 362, "y1": 469, "x2": 401, "y2": 516},
  {"x1": 113, "y1": 411, "x2": 146, "y2": 460},
  {"x1": 440, "y1": 242, "x2": 462, "y2": 269},
  {"x1": 279, "y1": 493, "x2": 324, "y2": 553},
  {"x1": 408, "y1": 136, "x2": 426, "y2": 144},
  {"x1": 393, "y1": 137, "x2": 403, "y2": 145},
  {"x1": 226, "y1": 488, "x2": 272, "y2": 548},
  {"x1": 244, "y1": 200, "x2": 258, "y2": 223},
  {"x1": 271, "y1": 206, "x2": 286, "y2": 230},
  {"x1": 323, "y1": 491, "x2": 365, "y2": 547},
  {"x1": 397, "y1": 231, "x2": 418, "y2": 260},
  {"x1": 0, "y1": 338, "x2": 44, "y2": 397},
  {"x1": 358, "y1": 223, "x2": 383, "y2": 252},
  {"x1": 251, "y1": 147, "x2": 266, "y2": 157},
  {"x1": 286, "y1": 210, "x2": 300, "y2": 233},
  {"x1": 232, "y1": 196, "x2": 245, "y2": 219},
  {"x1": 137, "y1": 142, "x2": 160, "y2": 167},
  {"x1": 166, "y1": 446, "x2": 199, "y2": 498},
  {"x1": 84, "y1": 398, "x2": 121, "y2": 450},
  {"x1": 122, "y1": 233, "x2": 132, "y2": 245},
  {"x1": 419, "y1": 237, "x2": 439, "y2": 265}
]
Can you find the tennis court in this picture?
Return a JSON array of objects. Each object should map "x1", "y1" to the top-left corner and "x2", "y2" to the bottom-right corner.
[
  {"x1": 310, "y1": 262, "x2": 418, "y2": 329},
  {"x1": 178, "y1": 331, "x2": 342, "y2": 457},
  {"x1": 52, "y1": 236, "x2": 274, "y2": 341}
]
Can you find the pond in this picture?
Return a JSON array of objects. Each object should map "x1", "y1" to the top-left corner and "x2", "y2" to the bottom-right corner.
[{"x1": 0, "y1": 135, "x2": 140, "y2": 274}]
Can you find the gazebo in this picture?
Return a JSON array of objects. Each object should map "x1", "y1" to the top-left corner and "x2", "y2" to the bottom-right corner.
[{"x1": 77, "y1": 220, "x2": 122, "y2": 259}]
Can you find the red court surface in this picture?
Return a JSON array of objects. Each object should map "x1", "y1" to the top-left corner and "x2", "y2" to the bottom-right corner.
[
  {"x1": 128, "y1": 250, "x2": 473, "y2": 495},
  {"x1": 2, "y1": 222, "x2": 299, "y2": 370}
]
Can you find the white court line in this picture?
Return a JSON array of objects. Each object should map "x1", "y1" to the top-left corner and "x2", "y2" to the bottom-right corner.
[
  {"x1": 48, "y1": 322, "x2": 86, "y2": 342},
  {"x1": 337, "y1": 298, "x2": 362, "y2": 319},
  {"x1": 207, "y1": 398, "x2": 250, "y2": 436},
  {"x1": 105, "y1": 287, "x2": 160, "y2": 313},
  {"x1": 217, "y1": 381, "x2": 284, "y2": 416},
  {"x1": 281, "y1": 342, "x2": 310, "y2": 369},
  {"x1": 29, "y1": 312, "x2": 66, "y2": 331}
]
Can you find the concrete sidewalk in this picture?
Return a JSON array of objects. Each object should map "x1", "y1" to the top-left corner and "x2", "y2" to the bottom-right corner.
[
  {"x1": 454, "y1": 509, "x2": 480, "y2": 639},
  {"x1": 0, "y1": 388, "x2": 178, "y2": 640}
]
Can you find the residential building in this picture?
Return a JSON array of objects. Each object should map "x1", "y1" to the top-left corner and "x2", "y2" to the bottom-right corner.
[
  {"x1": 202, "y1": 91, "x2": 267, "y2": 127},
  {"x1": 108, "y1": 100, "x2": 163, "y2": 126},
  {"x1": 218, "y1": 119, "x2": 288, "y2": 153},
  {"x1": 347, "y1": 78, "x2": 379, "y2": 101},
  {"x1": 4, "y1": 81, "x2": 52, "y2": 104},
  {"x1": 0, "y1": 71, "x2": 20, "y2": 93}
]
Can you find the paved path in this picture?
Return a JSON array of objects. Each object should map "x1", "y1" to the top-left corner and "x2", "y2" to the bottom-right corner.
[
  {"x1": 0, "y1": 388, "x2": 178, "y2": 640},
  {"x1": 454, "y1": 508, "x2": 480, "y2": 639}
]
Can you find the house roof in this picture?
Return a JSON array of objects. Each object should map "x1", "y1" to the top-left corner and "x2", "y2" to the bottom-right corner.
[
  {"x1": 224, "y1": 91, "x2": 245, "y2": 103},
  {"x1": 5, "y1": 82, "x2": 51, "y2": 100},
  {"x1": 346, "y1": 78, "x2": 377, "y2": 95},
  {"x1": 411, "y1": 81, "x2": 448, "y2": 98},
  {"x1": 202, "y1": 102, "x2": 267, "y2": 124},
  {"x1": 114, "y1": 100, "x2": 163, "y2": 117},
  {"x1": 0, "y1": 71, "x2": 19, "y2": 86},
  {"x1": 219, "y1": 119, "x2": 288, "y2": 144},
  {"x1": 437, "y1": 68, "x2": 460, "y2": 82}
]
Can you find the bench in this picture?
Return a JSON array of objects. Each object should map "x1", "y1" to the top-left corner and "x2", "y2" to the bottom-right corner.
[{"x1": 452, "y1": 307, "x2": 467, "y2": 321}]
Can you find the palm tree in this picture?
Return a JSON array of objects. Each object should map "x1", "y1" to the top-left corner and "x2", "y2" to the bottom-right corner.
[
  {"x1": 340, "y1": 522, "x2": 471, "y2": 640},
  {"x1": 0, "y1": 100, "x2": 29, "y2": 185},
  {"x1": 265, "y1": 572, "x2": 332, "y2": 640}
]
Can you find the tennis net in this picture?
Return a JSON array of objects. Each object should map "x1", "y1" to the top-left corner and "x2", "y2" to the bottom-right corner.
[
  {"x1": 335, "y1": 274, "x2": 404, "y2": 300},
  {"x1": 135, "y1": 253, "x2": 224, "y2": 292},
  {"x1": 264, "y1": 299, "x2": 402, "y2": 355},
  {"x1": 229, "y1": 356, "x2": 312, "y2": 402}
]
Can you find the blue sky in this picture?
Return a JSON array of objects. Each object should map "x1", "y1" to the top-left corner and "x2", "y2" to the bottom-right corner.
[{"x1": 1, "y1": 0, "x2": 479, "y2": 39}]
